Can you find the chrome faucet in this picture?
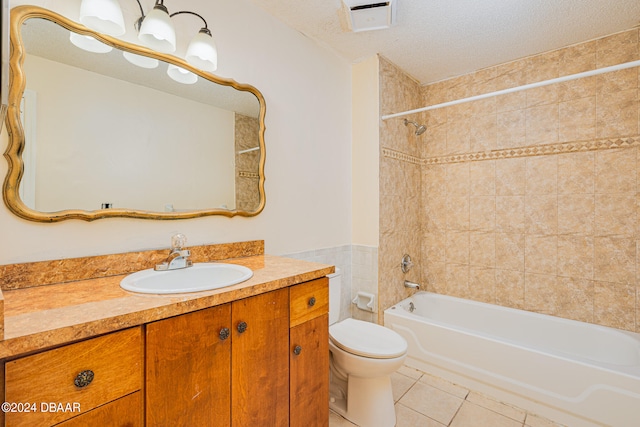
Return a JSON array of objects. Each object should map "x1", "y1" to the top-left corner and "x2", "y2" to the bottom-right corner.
[
  {"x1": 404, "y1": 280, "x2": 420, "y2": 290},
  {"x1": 155, "y1": 233, "x2": 193, "y2": 271}
]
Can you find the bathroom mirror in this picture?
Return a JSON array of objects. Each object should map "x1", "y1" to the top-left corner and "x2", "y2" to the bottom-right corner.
[{"x1": 2, "y1": 6, "x2": 266, "y2": 222}]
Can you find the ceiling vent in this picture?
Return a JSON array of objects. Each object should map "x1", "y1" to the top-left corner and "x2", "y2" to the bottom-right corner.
[{"x1": 343, "y1": 0, "x2": 397, "y2": 33}]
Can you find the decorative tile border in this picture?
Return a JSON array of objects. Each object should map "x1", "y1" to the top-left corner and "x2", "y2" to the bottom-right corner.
[
  {"x1": 381, "y1": 148, "x2": 422, "y2": 165},
  {"x1": 383, "y1": 136, "x2": 640, "y2": 165},
  {"x1": 238, "y1": 171, "x2": 260, "y2": 178},
  {"x1": 424, "y1": 136, "x2": 640, "y2": 165}
]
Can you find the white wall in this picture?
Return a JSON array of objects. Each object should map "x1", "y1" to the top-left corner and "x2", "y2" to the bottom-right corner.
[
  {"x1": 351, "y1": 56, "x2": 379, "y2": 247},
  {"x1": 0, "y1": 0, "x2": 352, "y2": 263}
]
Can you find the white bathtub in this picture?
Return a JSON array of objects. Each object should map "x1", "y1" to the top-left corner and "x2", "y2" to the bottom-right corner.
[{"x1": 384, "y1": 291, "x2": 640, "y2": 427}]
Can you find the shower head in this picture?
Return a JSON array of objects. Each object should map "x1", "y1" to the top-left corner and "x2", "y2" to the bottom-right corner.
[{"x1": 404, "y1": 118, "x2": 427, "y2": 136}]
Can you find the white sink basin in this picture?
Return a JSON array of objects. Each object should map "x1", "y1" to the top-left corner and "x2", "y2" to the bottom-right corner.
[{"x1": 120, "y1": 263, "x2": 253, "y2": 294}]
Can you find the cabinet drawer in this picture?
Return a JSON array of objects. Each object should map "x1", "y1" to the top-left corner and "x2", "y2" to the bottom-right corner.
[
  {"x1": 290, "y1": 277, "x2": 328, "y2": 328},
  {"x1": 5, "y1": 327, "x2": 143, "y2": 427}
]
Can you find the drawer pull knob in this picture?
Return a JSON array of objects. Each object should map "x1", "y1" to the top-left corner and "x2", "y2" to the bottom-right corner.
[
  {"x1": 293, "y1": 345, "x2": 302, "y2": 355},
  {"x1": 237, "y1": 321, "x2": 248, "y2": 334},
  {"x1": 74, "y1": 370, "x2": 95, "y2": 388},
  {"x1": 308, "y1": 297, "x2": 316, "y2": 307},
  {"x1": 219, "y1": 327, "x2": 230, "y2": 341}
]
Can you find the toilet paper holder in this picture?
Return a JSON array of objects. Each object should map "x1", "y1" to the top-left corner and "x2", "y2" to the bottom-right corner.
[{"x1": 352, "y1": 291, "x2": 375, "y2": 312}]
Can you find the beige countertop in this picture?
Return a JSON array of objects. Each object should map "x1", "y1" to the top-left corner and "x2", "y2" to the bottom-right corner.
[{"x1": 0, "y1": 248, "x2": 334, "y2": 359}]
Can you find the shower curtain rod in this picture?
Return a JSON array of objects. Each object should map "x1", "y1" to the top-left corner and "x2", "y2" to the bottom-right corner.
[{"x1": 381, "y1": 59, "x2": 640, "y2": 121}]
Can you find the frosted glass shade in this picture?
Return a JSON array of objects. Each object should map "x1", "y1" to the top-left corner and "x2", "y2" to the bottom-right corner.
[
  {"x1": 185, "y1": 29, "x2": 217, "y2": 72},
  {"x1": 79, "y1": 0, "x2": 125, "y2": 36},
  {"x1": 69, "y1": 33, "x2": 113, "y2": 53},
  {"x1": 123, "y1": 51, "x2": 160, "y2": 69},
  {"x1": 167, "y1": 64, "x2": 198, "y2": 84},
  {"x1": 138, "y1": 5, "x2": 176, "y2": 53}
]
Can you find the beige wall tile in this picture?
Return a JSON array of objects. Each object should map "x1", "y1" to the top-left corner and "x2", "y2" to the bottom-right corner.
[
  {"x1": 595, "y1": 148, "x2": 637, "y2": 194},
  {"x1": 446, "y1": 196, "x2": 470, "y2": 230},
  {"x1": 557, "y1": 194, "x2": 594, "y2": 235},
  {"x1": 446, "y1": 263, "x2": 470, "y2": 298},
  {"x1": 557, "y1": 151, "x2": 595, "y2": 194},
  {"x1": 525, "y1": 156, "x2": 558, "y2": 195},
  {"x1": 596, "y1": 29, "x2": 639, "y2": 68},
  {"x1": 446, "y1": 231, "x2": 470, "y2": 265},
  {"x1": 594, "y1": 281, "x2": 636, "y2": 331},
  {"x1": 596, "y1": 68, "x2": 638, "y2": 95},
  {"x1": 525, "y1": 235, "x2": 558, "y2": 275},
  {"x1": 524, "y1": 273, "x2": 559, "y2": 315},
  {"x1": 558, "y1": 97, "x2": 596, "y2": 142},
  {"x1": 470, "y1": 232, "x2": 496, "y2": 267},
  {"x1": 470, "y1": 114, "x2": 497, "y2": 152},
  {"x1": 525, "y1": 195, "x2": 558, "y2": 235},
  {"x1": 470, "y1": 196, "x2": 496, "y2": 231},
  {"x1": 424, "y1": 123, "x2": 448, "y2": 158},
  {"x1": 557, "y1": 235, "x2": 594, "y2": 279},
  {"x1": 423, "y1": 231, "x2": 446, "y2": 263},
  {"x1": 526, "y1": 85, "x2": 558, "y2": 108},
  {"x1": 496, "y1": 158, "x2": 526, "y2": 195},
  {"x1": 496, "y1": 196, "x2": 525, "y2": 233},
  {"x1": 526, "y1": 103, "x2": 559, "y2": 145},
  {"x1": 469, "y1": 161, "x2": 496, "y2": 196},
  {"x1": 494, "y1": 58, "x2": 528, "y2": 91},
  {"x1": 595, "y1": 194, "x2": 636, "y2": 236},
  {"x1": 495, "y1": 233, "x2": 525, "y2": 271},
  {"x1": 594, "y1": 236, "x2": 636, "y2": 285},
  {"x1": 497, "y1": 109, "x2": 526, "y2": 149},
  {"x1": 556, "y1": 277, "x2": 595, "y2": 323},
  {"x1": 447, "y1": 117, "x2": 472, "y2": 154},
  {"x1": 424, "y1": 195, "x2": 447, "y2": 231},
  {"x1": 446, "y1": 163, "x2": 470, "y2": 196},
  {"x1": 469, "y1": 267, "x2": 496, "y2": 303},
  {"x1": 424, "y1": 261, "x2": 447, "y2": 294},
  {"x1": 526, "y1": 51, "x2": 560, "y2": 83},
  {"x1": 496, "y1": 269, "x2": 525, "y2": 308},
  {"x1": 596, "y1": 88, "x2": 639, "y2": 139},
  {"x1": 558, "y1": 41, "x2": 596, "y2": 75},
  {"x1": 558, "y1": 76, "x2": 596, "y2": 102},
  {"x1": 496, "y1": 91, "x2": 527, "y2": 113}
]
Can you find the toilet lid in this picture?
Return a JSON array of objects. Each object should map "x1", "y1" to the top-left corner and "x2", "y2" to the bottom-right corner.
[{"x1": 329, "y1": 318, "x2": 408, "y2": 359}]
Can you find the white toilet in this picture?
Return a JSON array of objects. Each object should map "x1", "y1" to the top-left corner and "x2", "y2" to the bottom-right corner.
[{"x1": 328, "y1": 269, "x2": 408, "y2": 427}]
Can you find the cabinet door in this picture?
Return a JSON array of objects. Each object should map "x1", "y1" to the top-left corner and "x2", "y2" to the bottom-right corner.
[
  {"x1": 290, "y1": 313, "x2": 329, "y2": 427},
  {"x1": 231, "y1": 288, "x2": 289, "y2": 427},
  {"x1": 146, "y1": 305, "x2": 232, "y2": 427}
]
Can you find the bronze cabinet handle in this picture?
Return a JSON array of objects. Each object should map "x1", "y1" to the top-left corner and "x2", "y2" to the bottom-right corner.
[
  {"x1": 237, "y1": 321, "x2": 248, "y2": 334},
  {"x1": 74, "y1": 370, "x2": 94, "y2": 388},
  {"x1": 293, "y1": 345, "x2": 302, "y2": 356},
  {"x1": 219, "y1": 327, "x2": 230, "y2": 341},
  {"x1": 308, "y1": 297, "x2": 316, "y2": 307}
]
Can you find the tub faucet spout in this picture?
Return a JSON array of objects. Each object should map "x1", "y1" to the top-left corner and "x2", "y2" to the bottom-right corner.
[{"x1": 404, "y1": 280, "x2": 420, "y2": 290}]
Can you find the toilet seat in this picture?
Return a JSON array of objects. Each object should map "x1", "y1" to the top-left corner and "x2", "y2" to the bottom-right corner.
[{"x1": 329, "y1": 318, "x2": 407, "y2": 359}]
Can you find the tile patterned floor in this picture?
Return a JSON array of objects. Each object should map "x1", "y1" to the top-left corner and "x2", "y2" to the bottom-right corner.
[{"x1": 329, "y1": 366, "x2": 566, "y2": 427}]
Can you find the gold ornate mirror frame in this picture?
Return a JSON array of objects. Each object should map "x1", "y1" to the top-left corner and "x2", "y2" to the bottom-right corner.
[{"x1": 3, "y1": 6, "x2": 266, "y2": 222}]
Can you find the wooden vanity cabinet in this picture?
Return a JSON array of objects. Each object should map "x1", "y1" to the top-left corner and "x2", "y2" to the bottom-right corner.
[
  {"x1": 145, "y1": 278, "x2": 329, "y2": 427},
  {"x1": 3, "y1": 327, "x2": 143, "y2": 427},
  {"x1": 145, "y1": 304, "x2": 232, "y2": 426},
  {"x1": 289, "y1": 278, "x2": 330, "y2": 427},
  {"x1": 145, "y1": 288, "x2": 290, "y2": 427}
]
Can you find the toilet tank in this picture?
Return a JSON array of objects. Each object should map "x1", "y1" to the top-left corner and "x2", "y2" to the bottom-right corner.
[{"x1": 328, "y1": 268, "x2": 341, "y2": 325}]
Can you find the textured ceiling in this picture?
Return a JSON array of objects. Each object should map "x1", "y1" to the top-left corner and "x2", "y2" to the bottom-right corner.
[{"x1": 249, "y1": 0, "x2": 640, "y2": 85}]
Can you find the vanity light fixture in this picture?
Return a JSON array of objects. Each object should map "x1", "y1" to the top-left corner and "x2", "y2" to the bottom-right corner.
[
  {"x1": 69, "y1": 33, "x2": 113, "y2": 53},
  {"x1": 167, "y1": 64, "x2": 198, "y2": 84},
  {"x1": 79, "y1": 0, "x2": 126, "y2": 36},
  {"x1": 122, "y1": 51, "x2": 159, "y2": 68},
  {"x1": 78, "y1": 0, "x2": 218, "y2": 72}
]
